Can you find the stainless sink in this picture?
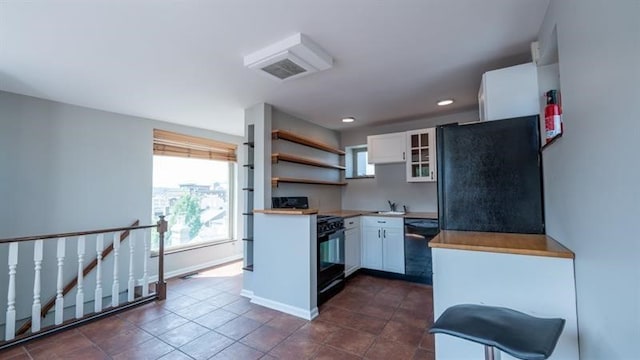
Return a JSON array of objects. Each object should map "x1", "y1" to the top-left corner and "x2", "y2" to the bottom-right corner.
[{"x1": 376, "y1": 211, "x2": 406, "y2": 215}]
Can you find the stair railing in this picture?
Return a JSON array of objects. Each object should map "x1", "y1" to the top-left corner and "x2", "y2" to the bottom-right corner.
[{"x1": 0, "y1": 216, "x2": 168, "y2": 350}]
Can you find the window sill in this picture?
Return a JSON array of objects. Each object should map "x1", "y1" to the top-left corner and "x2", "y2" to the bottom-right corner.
[
  {"x1": 151, "y1": 239, "x2": 237, "y2": 257},
  {"x1": 345, "y1": 175, "x2": 375, "y2": 180}
]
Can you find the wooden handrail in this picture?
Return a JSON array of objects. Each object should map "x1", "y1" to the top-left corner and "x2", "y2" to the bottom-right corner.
[
  {"x1": 0, "y1": 223, "x2": 157, "y2": 244},
  {"x1": 16, "y1": 220, "x2": 145, "y2": 335}
]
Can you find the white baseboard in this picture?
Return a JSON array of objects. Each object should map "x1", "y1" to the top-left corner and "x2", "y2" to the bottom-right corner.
[
  {"x1": 250, "y1": 295, "x2": 319, "y2": 321},
  {"x1": 345, "y1": 266, "x2": 360, "y2": 277},
  {"x1": 240, "y1": 289, "x2": 254, "y2": 299},
  {"x1": 143, "y1": 254, "x2": 243, "y2": 284}
]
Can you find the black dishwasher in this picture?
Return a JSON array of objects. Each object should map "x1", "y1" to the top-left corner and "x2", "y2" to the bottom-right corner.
[{"x1": 404, "y1": 218, "x2": 439, "y2": 285}]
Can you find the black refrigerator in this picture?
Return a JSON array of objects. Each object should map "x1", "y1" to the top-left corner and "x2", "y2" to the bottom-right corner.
[{"x1": 436, "y1": 115, "x2": 544, "y2": 234}]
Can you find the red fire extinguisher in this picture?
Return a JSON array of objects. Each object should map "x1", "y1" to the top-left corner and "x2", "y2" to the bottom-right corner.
[{"x1": 544, "y1": 90, "x2": 562, "y2": 143}]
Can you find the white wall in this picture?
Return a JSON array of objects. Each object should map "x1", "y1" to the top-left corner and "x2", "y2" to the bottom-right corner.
[
  {"x1": 0, "y1": 91, "x2": 244, "y2": 322},
  {"x1": 340, "y1": 110, "x2": 478, "y2": 212},
  {"x1": 538, "y1": 1, "x2": 640, "y2": 358}
]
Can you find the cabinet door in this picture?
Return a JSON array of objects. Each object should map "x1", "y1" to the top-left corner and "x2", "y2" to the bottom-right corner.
[
  {"x1": 480, "y1": 62, "x2": 539, "y2": 121},
  {"x1": 406, "y1": 129, "x2": 437, "y2": 182},
  {"x1": 362, "y1": 226, "x2": 383, "y2": 270},
  {"x1": 428, "y1": 129, "x2": 437, "y2": 181},
  {"x1": 382, "y1": 226, "x2": 405, "y2": 274},
  {"x1": 345, "y1": 227, "x2": 361, "y2": 276},
  {"x1": 367, "y1": 132, "x2": 407, "y2": 164}
]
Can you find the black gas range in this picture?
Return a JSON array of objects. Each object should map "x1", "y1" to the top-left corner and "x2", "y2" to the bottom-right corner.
[{"x1": 272, "y1": 197, "x2": 346, "y2": 305}]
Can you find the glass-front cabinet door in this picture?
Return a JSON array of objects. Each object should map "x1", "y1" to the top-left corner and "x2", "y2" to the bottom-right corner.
[{"x1": 406, "y1": 128, "x2": 437, "y2": 182}]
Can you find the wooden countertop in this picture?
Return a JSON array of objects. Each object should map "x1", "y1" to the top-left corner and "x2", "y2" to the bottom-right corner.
[
  {"x1": 253, "y1": 209, "x2": 318, "y2": 215},
  {"x1": 255, "y1": 209, "x2": 438, "y2": 219},
  {"x1": 319, "y1": 210, "x2": 438, "y2": 219},
  {"x1": 402, "y1": 212, "x2": 438, "y2": 219},
  {"x1": 429, "y1": 230, "x2": 574, "y2": 259},
  {"x1": 319, "y1": 210, "x2": 370, "y2": 218}
]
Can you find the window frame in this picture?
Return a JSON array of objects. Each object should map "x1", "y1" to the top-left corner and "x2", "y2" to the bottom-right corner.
[
  {"x1": 150, "y1": 129, "x2": 239, "y2": 256},
  {"x1": 345, "y1": 144, "x2": 375, "y2": 179}
]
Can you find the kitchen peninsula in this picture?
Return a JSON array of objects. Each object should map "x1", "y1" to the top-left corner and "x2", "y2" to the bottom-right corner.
[
  {"x1": 429, "y1": 230, "x2": 579, "y2": 360},
  {"x1": 247, "y1": 208, "x2": 438, "y2": 320}
]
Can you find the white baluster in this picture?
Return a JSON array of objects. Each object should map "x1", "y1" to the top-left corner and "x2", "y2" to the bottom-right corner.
[
  {"x1": 31, "y1": 240, "x2": 43, "y2": 332},
  {"x1": 142, "y1": 230, "x2": 149, "y2": 296},
  {"x1": 112, "y1": 232, "x2": 120, "y2": 307},
  {"x1": 55, "y1": 238, "x2": 66, "y2": 325},
  {"x1": 128, "y1": 231, "x2": 135, "y2": 302},
  {"x1": 95, "y1": 234, "x2": 104, "y2": 312},
  {"x1": 5, "y1": 242, "x2": 18, "y2": 340},
  {"x1": 75, "y1": 236, "x2": 85, "y2": 319}
]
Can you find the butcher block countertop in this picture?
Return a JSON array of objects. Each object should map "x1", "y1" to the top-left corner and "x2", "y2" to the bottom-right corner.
[
  {"x1": 253, "y1": 209, "x2": 318, "y2": 215},
  {"x1": 255, "y1": 209, "x2": 438, "y2": 219},
  {"x1": 320, "y1": 210, "x2": 438, "y2": 219},
  {"x1": 429, "y1": 230, "x2": 574, "y2": 259}
]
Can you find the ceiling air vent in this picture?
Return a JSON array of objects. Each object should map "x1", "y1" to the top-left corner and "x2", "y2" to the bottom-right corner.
[{"x1": 244, "y1": 33, "x2": 333, "y2": 81}]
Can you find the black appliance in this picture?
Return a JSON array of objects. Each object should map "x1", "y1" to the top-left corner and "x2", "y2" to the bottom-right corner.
[
  {"x1": 404, "y1": 218, "x2": 439, "y2": 284},
  {"x1": 272, "y1": 196, "x2": 309, "y2": 209},
  {"x1": 437, "y1": 116, "x2": 544, "y2": 234},
  {"x1": 317, "y1": 215, "x2": 345, "y2": 305}
]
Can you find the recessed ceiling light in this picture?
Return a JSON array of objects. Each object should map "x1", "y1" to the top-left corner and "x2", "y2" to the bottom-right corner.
[
  {"x1": 341, "y1": 117, "x2": 355, "y2": 123},
  {"x1": 437, "y1": 99, "x2": 454, "y2": 106}
]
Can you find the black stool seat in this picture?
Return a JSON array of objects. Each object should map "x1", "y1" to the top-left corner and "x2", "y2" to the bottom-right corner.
[{"x1": 429, "y1": 304, "x2": 565, "y2": 360}]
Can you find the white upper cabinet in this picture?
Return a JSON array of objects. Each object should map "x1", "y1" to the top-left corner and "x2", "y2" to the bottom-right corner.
[
  {"x1": 367, "y1": 132, "x2": 406, "y2": 164},
  {"x1": 406, "y1": 128, "x2": 437, "y2": 182},
  {"x1": 478, "y1": 62, "x2": 539, "y2": 122}
]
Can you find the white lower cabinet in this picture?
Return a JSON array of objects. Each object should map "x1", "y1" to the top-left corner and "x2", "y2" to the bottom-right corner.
[
  {"x1": 344, "y1": 217, "x2": 361, "y2": 276},
  {"x1": 361, "y1": 217, "x2": 405, "y2": 274},
  {"x1": 362, "y1": 226, "x2": 383, "y2": 270},
  {"x1": 382, "y1": 226, "x2": 404, "y2": 273}
]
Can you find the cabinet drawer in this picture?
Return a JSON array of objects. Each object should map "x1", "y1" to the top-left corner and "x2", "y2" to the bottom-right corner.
[
  {"x1": 362, "y1": 216, "x2": 403, "y2": 228},
  {"x1": 344, "y1": 216, "x2": 360, "y2": 230}
]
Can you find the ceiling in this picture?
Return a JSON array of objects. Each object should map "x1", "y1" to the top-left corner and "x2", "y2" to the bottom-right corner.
[{"x1": 0, "y1": 0, "x2": 550, "y2": 136}]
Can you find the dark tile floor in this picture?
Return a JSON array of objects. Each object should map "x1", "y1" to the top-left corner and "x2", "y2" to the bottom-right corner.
[{"x1": 0, "y1": 261, "x2": 435, "y2": 359}]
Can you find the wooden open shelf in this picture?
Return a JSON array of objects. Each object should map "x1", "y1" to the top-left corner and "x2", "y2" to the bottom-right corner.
[
  {"x1": 272, "y1": 130, "x2": 345, "y2": 155},
  {"x1": 272, "y1": 177, "x2": 348, "y2": 187},
  {"x1": 272, "y1": 153, "x2": 345, "y2": 170}
]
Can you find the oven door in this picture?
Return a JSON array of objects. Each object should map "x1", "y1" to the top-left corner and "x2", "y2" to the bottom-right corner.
[{"x1": 318, "y1": 228, "x2": 345, "y2": 290}]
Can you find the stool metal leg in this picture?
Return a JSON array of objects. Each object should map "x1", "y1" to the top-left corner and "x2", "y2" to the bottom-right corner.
[{"x1": 484, "y1": 345, "x2": 500, "y2": 360}]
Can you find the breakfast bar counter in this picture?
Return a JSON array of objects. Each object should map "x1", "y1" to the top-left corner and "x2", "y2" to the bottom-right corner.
[
  {"x1": 429, "y1": 230, "x2": 579, "y2": 360},
  {"x1": 429, "y1": 230, "x2": 574, "y2": 259}
]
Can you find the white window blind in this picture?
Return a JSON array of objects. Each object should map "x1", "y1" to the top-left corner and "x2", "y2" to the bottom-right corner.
[{"x1": 153, "y1": 129, "x2": 237, "y2": 162}]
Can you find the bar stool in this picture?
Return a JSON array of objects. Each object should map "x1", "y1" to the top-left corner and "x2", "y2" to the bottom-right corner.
[{"x1": 429, "y1": 304, "x2": 565, "y2": 360}]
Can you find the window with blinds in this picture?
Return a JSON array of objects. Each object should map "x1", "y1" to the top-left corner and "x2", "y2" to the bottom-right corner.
[
  {"x1": 151, "y1": 129, "x2": 237, "y2": 252},
  {"x1": 153, "y1": 129, "x2": 237, "y2": 162}
]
